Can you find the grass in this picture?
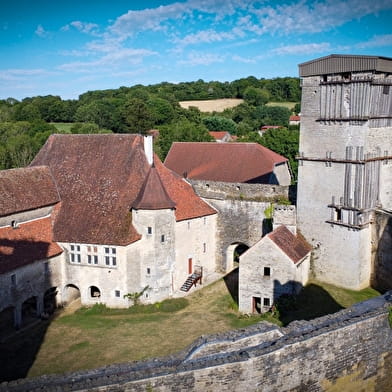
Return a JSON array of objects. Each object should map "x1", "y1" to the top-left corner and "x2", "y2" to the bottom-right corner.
[
  {"x1": 0, "y1": 276, "x2": 381, "y2": 381},
  {"x1": 266, "y1": 101, "x2": 297, "y2": 110},
  {"x1": 50, "y1": 122, "x2": 73, "y2": 133}
]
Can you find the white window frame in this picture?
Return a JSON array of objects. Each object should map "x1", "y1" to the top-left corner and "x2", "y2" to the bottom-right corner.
[
  {"x1": 104, "y1": 247, "x2": 117, "y2": 266},
  {"x1": 69, "y1": 244, "x2": 81, "y2": 263}
]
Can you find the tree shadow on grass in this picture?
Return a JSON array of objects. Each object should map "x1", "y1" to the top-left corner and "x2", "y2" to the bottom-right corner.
[
  {"x1": 276, "y1": 283, "x2": 344, "y2": 326},
  {"x1": 223, "y1": 270, "x2": 344, "y2": 327}
]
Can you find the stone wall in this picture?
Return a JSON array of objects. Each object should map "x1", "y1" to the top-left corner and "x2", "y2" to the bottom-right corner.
[
  {"x1": 2, "y1": 292, "x2": 391, "y2": 392},
  {"x1": 372, "y1": 209, "x2": 392, "y2": 292},
  {"x1": 189, "y1": 179, "x2": 289, "y2": 202},
  {"x1": 189, "y1": 180, "x2": 290, "y2": 272}
]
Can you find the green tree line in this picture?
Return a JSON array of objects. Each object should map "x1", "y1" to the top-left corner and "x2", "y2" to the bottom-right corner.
[{"x1": 0, "y1": 76, "x2": 300, "y2": 180}]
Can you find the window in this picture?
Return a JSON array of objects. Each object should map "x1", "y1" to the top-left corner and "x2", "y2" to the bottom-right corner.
[
  {"x1": 161, "y1": 234, "x2": 165, "y2": 243},
  {"x1": 383, "y1": 85, "x2": 390, "y2": 95},
  {"x1": 115, "y1": 290, "x2": 120, "y2": 298},
  {"x1": 69, "y1": 244, "x2": 81, "y2": 263},
  {"x1": 104, "y1": 247, "x2": 117, "y2": 266},
  {"x1": 11, "y1": 220, "x2": 19, "y2": 229},
  {"x1": 187, "y1": 221, "x2": 191, "y2": 230},
  {"x1": 263, "y1": 267, "x2": 271, "y2": 276},
  {"x1": 147, "y1": 226, "x2": 152, "y2": 234},
  {"x1": 203, "y1": 243, "x2": 206, "y2": 253},
  {"x1": 87, "y1": 246, "x2": 99, "y2": 265},
  {"x1": 263, "y1": 297, "x2": 271, "y2": 307},
  {"x1": 203, "y1": 217, "x2": 206, "y2": 225},
  {"x1": 147, "y1": 268, "x2": 151, "y2": 275}
]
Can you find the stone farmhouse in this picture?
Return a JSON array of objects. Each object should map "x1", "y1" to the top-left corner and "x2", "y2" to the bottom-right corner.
[
  {"x1": 164, "y1": 142, "x2": 291, "y2": 185},
  {"x1": 0, "y1": 134, "x2": 220, "y2": 328}
]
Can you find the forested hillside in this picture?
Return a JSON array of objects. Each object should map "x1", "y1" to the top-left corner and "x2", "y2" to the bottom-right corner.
[{"x1": 0, "y1": 76, "x2": 300, "y2": 180}]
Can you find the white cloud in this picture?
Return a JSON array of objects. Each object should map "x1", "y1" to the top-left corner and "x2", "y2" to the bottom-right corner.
[
  {"x1": 357, "y1": 34, "x2": 392, "y2": 48},
  {"x1": 0, "y1": 68, "x2": 53, "y2": 81},
  {"x1": 58, "y1": 48, "x2": 157, "y2": 72},
  {"x1": 35, "y1": 24, "x2": 48, "y2": 38},
  {"x1": 272, "y1": 42, "x2": 332, "y2": 55},
  {"x1": 232, "y1": 55, "x2": 256, "y2": 64},
  {"x1": 178, "y1": 52, "x2": 225, "y2": 65},
  {"x1": 61, "y1": 21, "x2": 100, "y2": 35},
  {"x1": 174, "y1": 29, "x2": 236, "y2": 46}
]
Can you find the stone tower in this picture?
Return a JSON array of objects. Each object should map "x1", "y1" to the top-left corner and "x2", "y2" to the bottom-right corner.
[{"x1": 297, "y1": 54, "x2": 392, "y2": 290}]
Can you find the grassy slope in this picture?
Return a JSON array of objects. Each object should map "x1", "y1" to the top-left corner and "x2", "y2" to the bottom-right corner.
[{"x1": 0, "y1": 277, "x2": 380, "y2": 380}]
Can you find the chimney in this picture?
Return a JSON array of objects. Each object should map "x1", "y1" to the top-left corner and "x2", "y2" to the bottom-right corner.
[{"x1": 144, "y1": 135, "x2": 153, "y2": 165}]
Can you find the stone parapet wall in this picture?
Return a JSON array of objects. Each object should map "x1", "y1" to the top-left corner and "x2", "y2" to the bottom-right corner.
[
  {"x1": 2, "y1": 292, "x2": 391, "y2": 392},
  {"x1": 188, "y1": 179, "x2": 289, "y2": 202}
]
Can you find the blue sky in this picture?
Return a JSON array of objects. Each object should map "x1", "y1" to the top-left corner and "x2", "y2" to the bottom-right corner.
[{"x1": 1, "y1": 0, "x2": 392, "y2": 100}]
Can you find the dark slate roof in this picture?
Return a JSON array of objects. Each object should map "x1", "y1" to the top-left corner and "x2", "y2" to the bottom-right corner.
[
  {"x1": 0, "y1": 216, "x2": 63, "y2": 274},
  {"x1": 0, "y1": 166, "x2": 59, "y2": 217},
  {"x1": 268, "y1": 225, "x2": 312, "y2": 264},
  {"x1": 132, "y1": 165, "x2": 176, "y2": 210},
  {"x1": 299, "y1": 54, "x2": 392, "y2": 77},
  {"x1": 164, "y1": 142, "x2": 287, "y2": 183},
  {"x1": 30, "y1": 134, "x2": 149, "y2": 246}
]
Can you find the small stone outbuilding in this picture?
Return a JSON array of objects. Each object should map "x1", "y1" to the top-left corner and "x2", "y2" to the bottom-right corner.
[{"x1": 239, "y1": 225, "x2": 312, "y2": 313}]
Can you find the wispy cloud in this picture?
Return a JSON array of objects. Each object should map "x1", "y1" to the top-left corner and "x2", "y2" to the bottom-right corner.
[
  {"x1": 35, "y1": 24, "x2": 48, "y2": 38},
  {"x1": 0, "y1": 68, "x2": 53, "y2": 81},
  {"x1": 173, "y1": 29, "x2": 236, "y2": 46},
  {"x1": 62, "y1": 21, "x2": 100, "y2": 36},
  {"x1": 357, "y1": 34, "x2": 392, "y2": 48},
  {"x1": 58, "y1": 48, "x2": 157, "y2": 72},
  {"x1": 272, "y1": 42, "x2": 332, "y2": 55},
  {"x1": 178, "y1": 52, "x2": 225, "y2": 65},
  {"x1": 232, "y1": 55, "x2": 256, "y2": 64}
]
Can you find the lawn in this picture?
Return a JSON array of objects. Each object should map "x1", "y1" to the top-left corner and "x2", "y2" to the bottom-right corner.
[
  {"x1": 266, "y1": 101, "x2": 297, "y2": 111},
  {"x1": 0, "y1": 274, "x2": 380, "y2": 382},
  {"x1": 50, "y1": 122, "x2": 73, "y2": 133}
]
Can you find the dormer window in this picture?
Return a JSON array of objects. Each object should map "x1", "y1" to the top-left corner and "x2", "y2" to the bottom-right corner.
[{"x1": 11, "y1": 220, "x2": 19, "y2": 229}]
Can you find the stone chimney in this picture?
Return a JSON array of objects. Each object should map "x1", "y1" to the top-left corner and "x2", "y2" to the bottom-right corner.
[
  {"x1": 144, "y1": 135, "x2": 153, "y2": 165},
  {"x1": 273, "y1": 205, "x2": 297, "y2": 235}
]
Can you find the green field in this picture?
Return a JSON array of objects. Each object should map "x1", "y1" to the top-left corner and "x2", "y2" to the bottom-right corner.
[
  {"x1": 50, "y1": 122, "x2": 73, "y2": 133},
  {"x1": 0, "y1": 274, "x2": 380, "y2": 382},
  {"x1": 266, "y1": 101, "x2": 298, "y2": 111}
]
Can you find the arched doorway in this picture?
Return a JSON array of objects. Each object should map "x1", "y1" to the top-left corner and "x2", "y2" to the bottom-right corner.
[
  {"x1": 89, "y1": 286, "x2": 101, "y2": 299},
  {"x1": 63, "y1": 284, "x2": 81, "y2": 306},
  {"x1": 21, "y1": 296, "x2": 38, "y2": 326},
  {"x1": 226, "y1": 242, "x2": 249, "y2": 272},
  {"x1": 0, "y1": 306, "x2": 15, "y2": 335},
  {"x1": 44, "y1": 287, "x2": 58, "y2": 315}
]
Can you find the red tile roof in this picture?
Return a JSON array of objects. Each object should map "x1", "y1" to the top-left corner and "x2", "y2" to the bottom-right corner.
[
  {"x1": 268, "y1": 225, "x2": 312, "y2": 264},
  {"x1": 30, "y1": 134, "x2": 215, "y2": 245},
  {"x1": 0, "y1": 166, "x2": 59, "y2": 217},
  {"x1": 0, "y1": 216, "x2": 62, "y2": 274},
  {"x1": 164, "y1": 142, "x2": 287, "y2": 183},
  {"x1": 31, "y1": 134, "x2": 149, "y2": 246},
  {"x1": 132, "y1": 165, "x2": 176, "y2": 210},
  {"x1": 209, "y1": 131, "x2": 230, "y2": 141},
  {"x1": 153, "y1": 156, "x2": 216, "y2": 221}
]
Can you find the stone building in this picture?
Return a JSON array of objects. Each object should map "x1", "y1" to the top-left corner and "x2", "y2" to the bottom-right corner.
[
  {"x1": 0, "y1": 134, "x2": 219, "y2": 329},
  {"x1": 238, "y1": 225, "x2": 311, "y2": 313},
  {"x1": 297, "y1": 54, "x2": 392, "y2": 290},
  {"x1": 0, "y1": 166, "x2": 63, "y2": 329},
  {"x1": 164, "y1": 142, "x2": 291, "y2": 185}
]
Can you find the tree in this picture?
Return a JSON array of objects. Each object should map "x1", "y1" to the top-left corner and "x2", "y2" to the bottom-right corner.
[
  {"x1": 253, "y1": 105, "x2": 291, "y2": 127},
  {"x1": 120, "y1": 98, "x2": 154, "y2": 134},
  {"x1": 157, "y1": 119, "x2": 213, "y2": 160},
  {"x1": 243, "y1": 87, "x2": 270, "y2": 106},
  {"x1": 203, "y1": 116, "x2": 237, "y2": 134}
]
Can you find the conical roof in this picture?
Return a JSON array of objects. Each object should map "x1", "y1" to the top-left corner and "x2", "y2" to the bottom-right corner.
[{"x1": 132, "y1": 164, "x2": 176, "y2": 210}]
